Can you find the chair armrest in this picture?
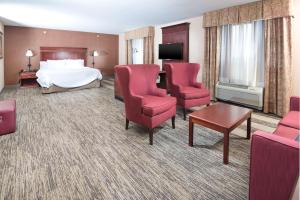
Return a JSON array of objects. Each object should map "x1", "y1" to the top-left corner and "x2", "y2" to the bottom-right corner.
[
  {"x1": 172, "y1": 84, "x2": 182, "y2": 94},
  {"x1": 130, "y1": 94, "x2": 145, "y2": 107},
  {"x1": 193, "y1": 82, "x2": 203, "y2": 89},
  {"x1": 290, "y1": 96, "x2": 300, "y2": 111},
  {"x1": 152, "y1": 88, "x2": 167, "y2": 97},
  {"x1": 249, "y1": 131, "x2": 299, "y2": 200}
]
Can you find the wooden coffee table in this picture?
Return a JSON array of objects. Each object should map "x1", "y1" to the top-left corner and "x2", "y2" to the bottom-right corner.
[{"x1": 189, "y1": 103, "x2": 252, "y2": 164}]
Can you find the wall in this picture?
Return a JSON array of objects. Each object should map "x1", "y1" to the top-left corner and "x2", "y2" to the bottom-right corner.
[
  {"x1": 0, "y1": 21, "x2": 4, "y2": 92},
  {"x1": 292, "y1": 0, "x2": 300, "y2": 96},
  {"x1": 118, "y1": 33, "x2": 126, "y2": 65},
  {"x1": 4, "y1": 26, "x2": 119, "y2": 85}
]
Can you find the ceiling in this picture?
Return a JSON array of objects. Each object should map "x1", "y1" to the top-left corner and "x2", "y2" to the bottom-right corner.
[{"x1": 0, "y1": 0, "x2": 257, "y2": 34}]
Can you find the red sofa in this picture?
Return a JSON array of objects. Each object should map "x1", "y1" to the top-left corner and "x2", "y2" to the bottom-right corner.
[
  {"x1": 115, "y1": 64, "x2": 176, "y2": 145},
  {"x1": 0, "y1": 99, "x2": 16, "y2": 135},
  {"x1": 165, "y1": 63, "x2": 210, "y2": 120},
  {"x1": 249, "y1": 96, "x2": 300, "y2": 200}
]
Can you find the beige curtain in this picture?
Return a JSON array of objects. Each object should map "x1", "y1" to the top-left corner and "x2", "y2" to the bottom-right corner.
[
  {"x1": 203, "y1": 0, "x2": 293, "y2": 28},
  {"x1": 203, "y1": 26, "x2": 220, "y2": 99},
  {"x1": 143, "y1": 36, "x2": 154, "y2": 64},
  {"x1": 264, "y1": 17, "x2": 292, "y2": 116},
  {"x1": 125, "y1": 26, "x2": 154, "y2": 64},
  {"x1": 126, "y1": 40, "x2": 133, "y2": 64}
]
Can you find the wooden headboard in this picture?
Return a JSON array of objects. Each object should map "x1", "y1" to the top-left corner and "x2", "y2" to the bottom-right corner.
[{"x1": 40, "y1": 47, "x2": 88, "y2": 65}]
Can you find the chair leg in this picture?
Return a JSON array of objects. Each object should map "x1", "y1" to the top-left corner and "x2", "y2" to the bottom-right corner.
[
  {"x1": 183, "y1": 108, "x2": 187, "y2": 120},
  {"x1": 125, "y1": 119, "x2": 129, "y2": 130},
  {"x1": 172, "y1": 116, "x2": 175, "y2": 129},
  {"x1": 149, "y1": 128, "x2": 153, "y2": 145}
]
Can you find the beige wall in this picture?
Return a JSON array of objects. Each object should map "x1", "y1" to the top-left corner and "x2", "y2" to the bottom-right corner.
[
  {"x1": 118, "y1": 33, "x2": 126, "y2": 65},
  {"x1": 4, "y1": 26, "x2": 119, "y2": 85},
  {"x1": 0, "y1": 21, "x2": 4, "y2": 92},
  {"x1": 292, "y1": 0, "x2": 300, "y2": 96}
]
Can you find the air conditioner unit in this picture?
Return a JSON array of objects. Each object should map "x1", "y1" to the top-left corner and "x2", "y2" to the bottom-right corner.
[{"x1": 215, "y1": 82, "x2": 264, "y2": 110}]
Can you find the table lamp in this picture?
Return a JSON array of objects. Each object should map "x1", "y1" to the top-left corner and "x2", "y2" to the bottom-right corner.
[{"x1": 25, "y1": 49, "x2": 33, "y2": 71}]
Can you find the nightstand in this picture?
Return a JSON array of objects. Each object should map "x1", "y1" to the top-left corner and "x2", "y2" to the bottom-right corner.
[{"x1": 19, "y1": 70, "x2": 38, "y2": 87}]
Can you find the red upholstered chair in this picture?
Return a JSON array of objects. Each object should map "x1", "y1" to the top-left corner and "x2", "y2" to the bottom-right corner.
[
  {"x1": 115, "y1": 64, "x2": 176, "y2": 145},
  {"x1": 249, "y1": 132, "x2": 299, "y2": 200},
  {"x1": 0, "y1": 99, "x2": 16, "y2": 135},
  {"x1": 165, "y1": 63, "x2": 210, "y2": 120},
  {"x1": 249, "y1": 96, "x2": 300, "y2": 200}
]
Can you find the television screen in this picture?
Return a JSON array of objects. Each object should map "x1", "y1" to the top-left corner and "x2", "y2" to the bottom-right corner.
[{"x1": 159, "y1": 43, "x2": 183, "y2": 60}]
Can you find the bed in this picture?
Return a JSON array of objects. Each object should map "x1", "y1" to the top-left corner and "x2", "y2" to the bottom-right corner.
[{"x1": 37, "y1": 47, "x2": 102, "y2": 94}]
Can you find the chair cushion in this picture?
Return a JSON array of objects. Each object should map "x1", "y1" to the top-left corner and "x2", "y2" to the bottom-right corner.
[
  {"x1": 142, "y1": 95, "x2": 176, "y2": 117},
  {"x1": 274, "y1": 125, "x2": 300, "y2": 140},
  {"x1": 179, "y1": 86, "x2": 210, "y2": 100},
  {"x1": 279, "y1": 111, "x2": 300, "y2": 130}
]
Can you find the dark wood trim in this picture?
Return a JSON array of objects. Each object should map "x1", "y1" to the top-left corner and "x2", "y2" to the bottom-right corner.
[
  {"x1": 172, "y1": 116, "x2": 175, "y2": 129},
  {"x1": 183, "y1": 108, "x2": 187, "y2": 120},
  {"x1": 125, "y1": 119, "x2": 129, "y2": 130},
  {"x1": 247, "y1": 115, "x2": 252, "y2": 139},
  {"x1": 189, "y1": 119, "x2": 194, "y2": 146},
  {"x1": 40, "y1": 47, "x2": 88, "y2": 66},
  {"x1": 223, "y1": 131, "x2": 230, "y2": 164},
  {"x1": 149, "y1": 128, "x2": 154, "y2": 145}
]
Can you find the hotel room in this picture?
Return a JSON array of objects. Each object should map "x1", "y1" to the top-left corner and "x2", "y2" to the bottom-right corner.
[{"x1": 0, "y1": 0, "x2": 299, "y2": 199}]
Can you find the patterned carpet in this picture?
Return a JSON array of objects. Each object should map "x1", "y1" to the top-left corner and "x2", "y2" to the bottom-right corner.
[{"x1": 0, "y1": 78, "x2": 279, "y2": 200}]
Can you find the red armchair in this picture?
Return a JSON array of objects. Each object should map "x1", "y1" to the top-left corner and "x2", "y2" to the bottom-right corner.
[
  {"x1": 165, "y1": 63, "x2": 210, "y2": 120},
  {"x1": 115, "y1": 64, "x2": 176, "y2": 145},
  {"x1": 249, "y1": 96, "x2": 300, "y2": 200}
]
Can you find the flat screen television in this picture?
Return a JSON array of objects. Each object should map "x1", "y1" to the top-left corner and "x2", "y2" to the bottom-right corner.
[{"x1": 159, "y1": 43, "x2": 183, "y2": 60}]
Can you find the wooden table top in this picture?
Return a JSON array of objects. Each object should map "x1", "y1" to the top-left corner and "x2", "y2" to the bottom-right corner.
[{"x1": 189, "y1": 103, "x2": 252, "y2": 131}]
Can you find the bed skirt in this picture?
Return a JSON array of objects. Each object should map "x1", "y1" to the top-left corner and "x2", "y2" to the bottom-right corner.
[{"x1": 41, "y1": 79, "x2": 101, "y2": 94}]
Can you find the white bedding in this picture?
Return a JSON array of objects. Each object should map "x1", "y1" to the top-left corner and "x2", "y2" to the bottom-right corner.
[{"x1": 36, "y1": 62, "x2": 102, "y2": 88}]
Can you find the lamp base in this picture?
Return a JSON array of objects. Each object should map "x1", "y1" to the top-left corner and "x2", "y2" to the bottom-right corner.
[{"x1": 27, "y1": 64, "x2": 32, "y2": 72}]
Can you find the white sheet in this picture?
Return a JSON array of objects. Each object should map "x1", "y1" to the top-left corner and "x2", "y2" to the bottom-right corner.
[{"x1": 36, "y1": 66, "x2": 102, "y2": 88}]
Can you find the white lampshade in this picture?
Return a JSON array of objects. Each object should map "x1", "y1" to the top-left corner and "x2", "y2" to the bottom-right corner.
[
  {"x1": 93, "y1": 50, "x2": 99, "y2": 57},
  {"x1": 25, "y1": 49, "x2": 33, "y2": 57}
]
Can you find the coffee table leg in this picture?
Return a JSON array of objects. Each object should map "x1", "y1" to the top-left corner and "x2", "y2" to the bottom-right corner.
[
  {"x1": 189, "y1": 119, "x2": 194, "y2": 146},
  {"x1": 223, "y1": 132, "x2": 229, "y2": 164},
  {"x1": 247, "y1": 116, "x2": 251, "y2": 139}
]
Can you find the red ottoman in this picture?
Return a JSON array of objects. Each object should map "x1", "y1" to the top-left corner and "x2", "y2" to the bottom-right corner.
[{"x1": 0, "y1": 99, "x2": 16, "y2": 135}]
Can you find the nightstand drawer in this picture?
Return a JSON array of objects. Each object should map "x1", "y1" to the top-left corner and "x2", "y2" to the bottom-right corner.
[{"x1": 20, "y1": 72, "x2": 37, "y2": 79}]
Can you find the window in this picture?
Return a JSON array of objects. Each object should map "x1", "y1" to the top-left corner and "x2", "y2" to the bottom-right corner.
[
  {"x1": 219, "y1": 21, "x2": 264, "y2": 87},
  {"x1": 132, "y1": 38, "x2": 144, "y2": 64}
]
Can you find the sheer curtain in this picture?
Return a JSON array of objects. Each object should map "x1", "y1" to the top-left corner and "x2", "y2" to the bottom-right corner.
[
  {"x1": 132, "y1": 38, "x2": 144, "y2": 64},
  {"x1": 219, "y1": 21, "x2": 264, "y2": 87}
]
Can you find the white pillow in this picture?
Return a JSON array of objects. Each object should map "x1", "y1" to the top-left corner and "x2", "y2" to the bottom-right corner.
[
  {"x1": 39, "y1": 61, "x2": 48, "y2": 69},
  {"x1": 65, "y1": 59, "x2": 84, "y2": 68},
  {"x1": 46, "y1": 60, "x2": 66, "y2": 67}
]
